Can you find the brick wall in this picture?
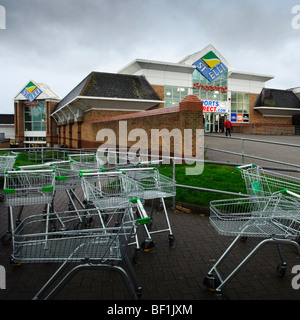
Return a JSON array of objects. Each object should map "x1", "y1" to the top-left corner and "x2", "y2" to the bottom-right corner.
[
  {"x1": 46, "y1": 101, "x2": 59, "y2": 146},
  {"x1": 58, "y1": 95, "x2": 203, "y2": 157},
  {"x1": 233, "y1": 93, "x2": 295, "y2": 135},
  {"x1": 14, "y1": 101, "x2": 24, "y2": 147}
]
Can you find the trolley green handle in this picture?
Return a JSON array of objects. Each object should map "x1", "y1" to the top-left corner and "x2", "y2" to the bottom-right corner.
[
  {"x1": 280, "y1": 189, "x2": 300, "y2": 198},
  {"x1": 235, "y1": 164, "x2": 257, "y2": 171},
  {"x1": 130, "y1": 198, "x2": 151, "y2": 225}
]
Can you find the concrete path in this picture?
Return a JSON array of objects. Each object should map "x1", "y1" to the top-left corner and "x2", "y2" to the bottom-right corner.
[{"x1": 205, "y1": 133, "x2": 300, "y2": 173}]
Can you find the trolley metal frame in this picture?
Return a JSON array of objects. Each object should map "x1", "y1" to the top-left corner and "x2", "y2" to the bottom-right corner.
[
  {"x1": 0, "y1": 154, "x2": 18, "y2": 176},
  {"x1": 1, "y1": 169, "x2": 56, "y2": 246},
  {"x1": 203, "y1": 191, "x2": 300, "y2": 299},
  {"x1": 237, "y1": 164, "x2": 300, "y2": 197},
  {"x1": 79, "y1": 170, "x2": 148, "y2": 261},
  {"x1": 0, "y1": 152, "x2": 20, "y2": 202},
  {"x1": 16, "y1": 161, "x2": 86, "y2": 228},
  {"x1": 10, "y1": 201, "x2": 149, "y2": 300},
  {"x1": 68, "y1": 153, "x2": 105, "y2": 172},
  {"x1": 120, "y1": 167, "x2": 176, "y2": 249}
]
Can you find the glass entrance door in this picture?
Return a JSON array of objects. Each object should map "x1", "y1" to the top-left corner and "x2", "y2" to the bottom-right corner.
[
  {"x1": 213, "y1": 114, "x2": 219, "y2": 133},
  {"x1": 204, "y1": 113, "x2": 211, "y2": 132},
  {"x1": 204, "y1": 113, "x2": 221, "y2": 133}
]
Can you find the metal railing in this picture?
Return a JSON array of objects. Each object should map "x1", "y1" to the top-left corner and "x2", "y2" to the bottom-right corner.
[
  {"x1": 2, "y1": 134, "x2": 300, "y2": 208},
  {"x1": 204, "y1": 134, "x2": 300, "y2": 172}
]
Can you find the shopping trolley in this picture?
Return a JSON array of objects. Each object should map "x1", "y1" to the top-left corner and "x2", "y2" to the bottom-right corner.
[
  {"x1": 68, "y1": 153, "x2": 105, "y2": 172},
  {"x1": 236, "y1": 164, "x2": 300, "y2": 197},
  {"x1": 80, "y1": 170, "x2": 147, "y2": 262},
  {"x1": 96, "y1": 148, "x2": 164, "y2": 171},
  {"x1": 10, "y1": 200, "x2": 149, "y2": 300},
  {"x1": 0, "y1": 153, "x2": 19, "y2": 175},
  {"x1": 17, "y1": 161, "x2": 84, "y2": 211},
  {"x1": 0, "y1": 152, "x2": 20, "y2": 202},
  {"x1": 1, "y1": 169, "x2": 56, "y2": 245},
  {"x1": 203, "y1": 191, "x2": 300, "y2": 299},
  {"x1": 120, "y1": 167, "x2": 176, "y2": 249}
]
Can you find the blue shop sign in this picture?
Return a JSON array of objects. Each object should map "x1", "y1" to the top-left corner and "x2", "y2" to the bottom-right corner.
[
  {"x1": 231, "y1": 113, "x2": 237, "y2": 122},
  {"x1": 193, "y1": 51, "x2": 228, "y2": 82}
]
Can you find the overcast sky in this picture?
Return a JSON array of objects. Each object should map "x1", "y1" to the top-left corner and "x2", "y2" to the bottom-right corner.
[{"x1": 1, "y1": 0, "x2": 300, "y2": 113}]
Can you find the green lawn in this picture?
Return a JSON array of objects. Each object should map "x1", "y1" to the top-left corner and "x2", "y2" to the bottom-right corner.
[
  {"x1": 159, "y1": 163, "x2": 247, "y2": 207},
  {"x1": 1, "y1": 151, "x2": 247, "y2": 208}
]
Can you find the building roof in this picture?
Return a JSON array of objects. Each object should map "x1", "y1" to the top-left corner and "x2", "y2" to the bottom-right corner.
[
  {"x1": 0, "y1": 114, "x2": 14, "y2": 124},
  {"x1": 51, "y1": 71, "x2": 162, "y2": 115},
  {"x1": 51, "y1": 72, "x2": 163, "y2": 124},
  {"x1": 178, "y1": 44, "x2": 232, "y2": 70},
  {"x1": 15, "y1": 81, "x2": 61, "y2": 101},
  {"x1": 118, "y1": 58, "x2": 195, "y2": 75},
  {"x1": 254, "y1": 88, "x2": 300, "y2": 117}
]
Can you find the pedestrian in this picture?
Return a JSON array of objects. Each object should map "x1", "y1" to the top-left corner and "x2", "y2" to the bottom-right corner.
[{"x1": 224, "y1": 119, "x2": 232, "y2": 137}]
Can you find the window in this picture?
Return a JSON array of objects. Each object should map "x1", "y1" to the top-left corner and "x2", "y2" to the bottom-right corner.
[
  {"x1": 192, "y1": 69, "x2": 228, "y2": 102},
  {"x1": 24, "y1": 102, "x2": 46, "y2": 131},
  {"x1": 230, "y1": 92, "x2": 250, "y2": 122},
  {"x1": 164, "y1": 86, "x2": 189, "y2": 107}
]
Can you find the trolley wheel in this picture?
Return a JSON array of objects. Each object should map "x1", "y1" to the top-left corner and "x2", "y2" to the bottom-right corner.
[
  {"x1": 168, "y1": 234, "x2": 175, "y2": 246},
  {"x1": 240, "y1": 236, "x2": 248, "y2": 242},
  {"x1": 215, "y1": 289, "x2": 228, "y2": 300},
  {"x1": 10, "y1": 257, "x2": 21, "y2": 267},
  {"x1": 85, "y1": 216, "x2": 93, "y2": 227},
  {"x1": 141, "y1": 239, "x2": 155, "y2": 252},
  {"x1": 203, "y1": 274, "x2": 221, "y2": 292},
  {"x1": 136, "y1": 287, "x2": 142, "y2": 300},
  {"x1": 1, "y1": 233, "x2": 12, "y2": 245},
  {"x1": 156, "y1": 201, "x2": 163, "y2": 211},
  {"x1": 277, "y1": 263, "x2": 287, "y2": 278}
]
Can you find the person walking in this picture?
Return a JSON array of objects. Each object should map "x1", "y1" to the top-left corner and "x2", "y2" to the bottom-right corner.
[{"x1": 224, "y1": 119, "x2": 232, "y2": 137}]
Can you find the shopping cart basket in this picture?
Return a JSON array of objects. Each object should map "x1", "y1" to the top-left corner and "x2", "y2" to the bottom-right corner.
[
  {"x1": 0, "y1": 152, "x2": 20, "y2": 202},
  {"x1": 1, "y1": 169, "x2": 56, "y2": 245},
  {"x1": 69, "y1": 153, "x2": 105, "y2": 172},
  {"x1": 96, "y1": 148, "x2": 164, "y2": 171},
  {"x1": 120, "y1": 167, "x2": 176, "y2": 249},
  {"x1": 0, "y1": 153, "x2": 19, "y2": 176},
  {"x1": 203, "y1": 191, "x2": 300, "y2": 299},
  {"x1": 17, "y1": 161, "x2": 84, "y2": 210},
  {"x1": 236, "y1": 164, "x2": 300, "y2": 197},
  {"x1": 10, "y1": 200, "x2": 149, "y2": 300},
  {"x1": 80, "y1": 171, "x2": 144, "y2": 211},
  {"x1": 15, "y1": 161, "x2": 87, "y2": 229},
  {"x1": 80, "y1": 171, "x2": 147, "y2": 260},
  {"x1": 48, "y1": 160, "x2": 86, "y2": 211}
]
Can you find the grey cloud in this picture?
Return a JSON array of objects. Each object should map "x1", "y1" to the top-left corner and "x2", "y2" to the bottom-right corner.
[{"x1": 1, "y1": 0, "x2": 300, "y2": 113}]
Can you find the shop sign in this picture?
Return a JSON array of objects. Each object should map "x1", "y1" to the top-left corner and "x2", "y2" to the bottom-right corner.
[
  {"x1": 25, "y1": 102, "x2": 41, "y2": 107},
  {"x1": 193, "y1": 83, "x2": 227, "y2": 94},
  {"x1": 193, "y1": 51, "x2": 228, "y2": 82},
  {"x1": 231, "y1": 113, "x2": 248, "y2": 123},
  {"x1": 243, "y1": 114, "x2": 249, "y2": 122},
  {"x1": 237, "y1": 114, "x2": 243, "y2": 122},
  {"x1": 231, "y1": 113, "x2": 237, "y2": 122},
  {"x1": 202, "y1": 100, "x2": 229, "y2": 113},
  {"x1": 21, "y1": 81, "x2": 42, "y2": 102}
]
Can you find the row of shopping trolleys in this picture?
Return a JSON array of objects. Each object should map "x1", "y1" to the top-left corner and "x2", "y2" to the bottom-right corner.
[
  {"x1": 203, "y1": 164, "x2": 300, "y2": 299},
  {"x1": 2, "y1": 153, "x2": 300, "y2": 300},
  {"x1": 0, "y1": 154, "x2": 176, "y2": 300}
]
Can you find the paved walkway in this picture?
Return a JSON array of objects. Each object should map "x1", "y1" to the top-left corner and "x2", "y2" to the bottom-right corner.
[
  {"x1": 0, "y1": 186, "x2": 300, "y2": 302},
  {"x1": 205, "y1": 133, "x2": 300, "y2": 176}
]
